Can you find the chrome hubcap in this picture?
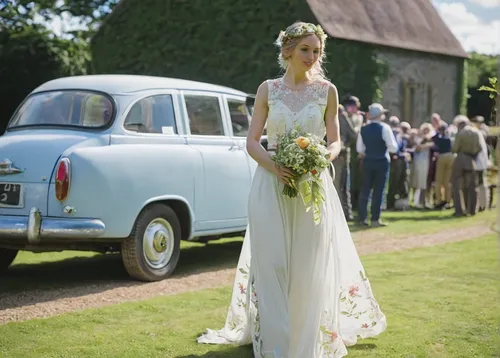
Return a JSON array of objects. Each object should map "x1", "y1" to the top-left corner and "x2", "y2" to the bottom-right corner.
[{"x1": 142, "y1": 218, "x2": 174, "y2": 269}]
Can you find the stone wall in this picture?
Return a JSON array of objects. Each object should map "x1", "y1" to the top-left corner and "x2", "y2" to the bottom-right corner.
[{"x1": 377, "y1": 48, "x2": 462, "y2": 126}]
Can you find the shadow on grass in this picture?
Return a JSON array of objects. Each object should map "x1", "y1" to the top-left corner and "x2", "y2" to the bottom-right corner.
[
  {"x1": 0, "y1": 239, "x2": 243, "y2": 310},
  {"x1": 349, "y1": 342, "x2": 378, "y2": 351},
  {"x1": 176, "y1": 344, "x2": 253, "y2": 358},
  {"x1": 175, "y1": 342, "x2": 377, "y2": 357}
]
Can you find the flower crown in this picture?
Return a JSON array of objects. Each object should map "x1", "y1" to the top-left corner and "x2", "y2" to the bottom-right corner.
[{"x1": 275, "y1": 23, "x2": 328, "y2": 47}]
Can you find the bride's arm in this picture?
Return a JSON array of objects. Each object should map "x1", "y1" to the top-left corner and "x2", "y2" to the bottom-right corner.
[
  {"x1": 246, "y1": 81, "x2": 294, "y2": 183},
  {"x1": 325, "y1": 83, "x2": 341, "y2": 161}
]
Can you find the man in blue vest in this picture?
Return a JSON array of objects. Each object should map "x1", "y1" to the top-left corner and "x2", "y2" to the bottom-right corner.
[{"x1": 356, "y1": 103, "x2": 398, "y2": 227}]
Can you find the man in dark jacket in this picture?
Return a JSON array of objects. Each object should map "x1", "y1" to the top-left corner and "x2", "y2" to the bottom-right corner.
[
  {"x1": 386, "y1": 116, "x2": 410, "y2": 210},
  {"x1": 332, "y1": 104, "x2": 357, "y2": 221},
  {"x1": 342, "y1": 95, "x2": 364, "y2": 211}
]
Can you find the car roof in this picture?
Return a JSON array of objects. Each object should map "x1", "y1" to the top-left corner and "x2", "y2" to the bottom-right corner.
[{"x1": 32, "y1": 74, "x2": 250, "y2": 97}]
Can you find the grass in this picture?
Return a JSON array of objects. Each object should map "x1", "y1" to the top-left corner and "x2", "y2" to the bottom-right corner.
[
  {"x1": 9, "y1": 209, "x2": 496, "y2": 267},
  {"x1": 348, "y1": 207, "x2": 496, "y2": 235},
  {"x1": 0, "y1": 234, "x2": 498, "y2": 357},
  {"x1": 1, "y1": 209, "x2": 494, "y2": 294},
  {"x1": 488, "y1": 126, "x2": 500, "y2": 137}
]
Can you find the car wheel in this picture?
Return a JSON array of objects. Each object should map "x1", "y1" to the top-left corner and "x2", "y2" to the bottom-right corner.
[
  {"x1": 121, "y1": 204, "x2": 181, "y2": 282},
  {"x1": 0, "y1": 248, "x2": 18, "y2": 273}
]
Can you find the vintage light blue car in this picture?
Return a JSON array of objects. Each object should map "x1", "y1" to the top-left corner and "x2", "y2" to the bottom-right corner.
[{"x1": 0, "y1": 75, "x2": 257, "y2": 281}]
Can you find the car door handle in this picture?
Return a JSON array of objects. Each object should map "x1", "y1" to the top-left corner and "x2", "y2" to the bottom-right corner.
[{"x1": 229, "y1": 145, "x2": 243, "y2": 151}]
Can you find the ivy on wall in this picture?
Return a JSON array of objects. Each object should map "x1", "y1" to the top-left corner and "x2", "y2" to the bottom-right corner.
[
  {"x1": 91, "y1": 0, "x2": 387, "y2": 108},
  {"x1": 458, "y1": 59, "x2": 468, "y2": 115}
]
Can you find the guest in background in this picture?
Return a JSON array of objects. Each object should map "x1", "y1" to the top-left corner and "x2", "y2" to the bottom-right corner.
[
  {"x1": 409, "y1": 123, "x2": 434, "y2": 208},
  {"x1": 474, "y1": 125, "x2": 490, "y2": 212},
  {"x1": 332, "y1": 104, "x2": 357, "y2": 221},
  {"x1": 343, "y1": 95, "x2": 364, "y2": 211},
  {"x1": 430, "y1": 113, "x2": 442, "y2": 136},
  {"x1": 427, "y1": 113, "x2": 444, "y2": 206},
  {"x1": 471, "y1": 115, "x2": 489, "y2": 139},
  {"x1": 433, "y1": 123, "x2": 454, "y2": 209},
  {"x1": 387, "y1": 116, "x2": 410, "y2": 210},
  {"x1": 356, "y1": 103, "x2": 398, "y2": 226},
  {"x1": 451, "y1": 116, "x2": 482, "y2": 216}
]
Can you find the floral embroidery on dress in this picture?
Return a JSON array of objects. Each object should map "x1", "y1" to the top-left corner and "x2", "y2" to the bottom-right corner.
[
  {"x1": 250, "y1": 276, "x2": 262, "y2": 355},
  {"x1": 338, "y1": 271, "x2": 384, "y2": 333},
  {"x1": 319, "y1": 311, "x2": 342, "y2": 356}
]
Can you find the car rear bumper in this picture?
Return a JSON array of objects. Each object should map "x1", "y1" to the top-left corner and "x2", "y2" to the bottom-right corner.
[{"x1": 0, "y1": 207, "x2": 105, "y2": 244}]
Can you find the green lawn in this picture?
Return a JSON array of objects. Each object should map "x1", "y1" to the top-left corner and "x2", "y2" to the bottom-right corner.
[
  {"x1": 1, "y1": 235, "x2": 497, "y2": 358},
  {"x1": 10, "y1": 209, "x2": 496, "y2": 267},
  {"x1": 2, "y1": 209, "x2": 494, "y2": 293}
]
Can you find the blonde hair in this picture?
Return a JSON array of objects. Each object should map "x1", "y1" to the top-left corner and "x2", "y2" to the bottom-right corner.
[
  {"x1": 275, "y1": 21, "x2": 328, "y2": 80},
  {"x1": 419, "y1": 122, "x2": 433, "y2": 137}
]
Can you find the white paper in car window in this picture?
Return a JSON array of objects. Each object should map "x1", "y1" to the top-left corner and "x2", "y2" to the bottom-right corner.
[{"x1": 161, "y1": 126, "x2": 175, "y2": 135}]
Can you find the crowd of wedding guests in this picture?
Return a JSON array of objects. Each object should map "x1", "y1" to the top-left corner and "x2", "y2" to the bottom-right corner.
[{"x1": 332, "y1": 95, "x2": 495, "y2": 227}]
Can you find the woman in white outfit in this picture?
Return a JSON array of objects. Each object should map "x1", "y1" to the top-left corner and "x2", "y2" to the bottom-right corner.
[
  {"x1": 198, "y1": 21, "x2": 387, "y2": 357},
  {"x1": 410, "y1": 123, "x2": 434, "y2": 208}
]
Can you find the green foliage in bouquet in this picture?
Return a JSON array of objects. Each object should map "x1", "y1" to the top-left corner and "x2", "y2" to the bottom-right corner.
[{"x1": 272, "y1": 125, "x2": 331, "y2": 224}]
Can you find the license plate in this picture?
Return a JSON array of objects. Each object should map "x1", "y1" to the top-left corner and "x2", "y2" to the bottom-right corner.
[{"x1": 0, "y1": 183, "x2": 23, "y2": 207}]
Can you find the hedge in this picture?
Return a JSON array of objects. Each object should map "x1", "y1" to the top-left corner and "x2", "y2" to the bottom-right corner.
[{"x1": 91, "y1": 0, "x2": 388, "y2": 108}]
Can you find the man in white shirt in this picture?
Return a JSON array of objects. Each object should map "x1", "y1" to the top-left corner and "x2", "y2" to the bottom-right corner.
[
  {"x1": 356, "y1": 103, "x2": 398, "y2": 226},
  {"x1": 475, "y1": 130, "x2": 489, "y2": 211}
]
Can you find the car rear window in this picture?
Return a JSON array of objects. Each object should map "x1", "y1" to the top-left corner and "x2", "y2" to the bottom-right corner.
[{"x1": 8, "y1": 90, "x2": 114, "y2": 129}]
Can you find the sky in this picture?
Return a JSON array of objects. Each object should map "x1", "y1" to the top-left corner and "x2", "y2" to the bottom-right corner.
[
  {"x1": 432, "y1": 0, "x2": 500, "y2": 54},
  {"x1": 41, "y1": 0, "x2": 500, "y2": 55}
]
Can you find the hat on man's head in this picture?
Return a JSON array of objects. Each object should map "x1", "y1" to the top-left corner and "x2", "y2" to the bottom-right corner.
[{"x1": 368, "y1": 103, "x2": 389, "y2": 120}]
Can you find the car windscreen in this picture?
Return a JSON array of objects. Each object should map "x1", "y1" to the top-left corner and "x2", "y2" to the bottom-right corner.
[{"x1": 8, "y1": 90, "x2": 115, "y2": 130}]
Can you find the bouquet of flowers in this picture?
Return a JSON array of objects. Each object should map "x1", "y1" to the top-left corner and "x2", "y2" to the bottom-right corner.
[{"x1": 272, "y1": 125, "x2": 331, "y2": 224}]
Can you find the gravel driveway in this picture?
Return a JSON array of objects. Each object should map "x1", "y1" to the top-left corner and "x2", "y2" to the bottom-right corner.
[{"x1": 0, "y1": 224, "x2": 494, "y2": 324}]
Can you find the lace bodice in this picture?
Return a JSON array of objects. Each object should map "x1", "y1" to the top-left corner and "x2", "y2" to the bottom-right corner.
[{"x1": 266, "y1": 77, "x2": 329, "y2": 149}]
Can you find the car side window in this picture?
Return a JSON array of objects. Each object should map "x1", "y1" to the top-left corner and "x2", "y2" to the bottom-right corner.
[
  {"x1": 184, "y1": 94, "x2": 224, "y2": 136},
  {"x1": 227, "y1": 99, "x2": 250, "y2": 137},
  {"x1": 124, "y1": 94, "x2": 177, "y2": 134}
]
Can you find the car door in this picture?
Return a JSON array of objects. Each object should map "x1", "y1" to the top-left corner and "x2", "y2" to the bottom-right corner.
[
  {"x1": 224, "y1": 94, "x2": 257, "y2": 179},
  {"x1": 182, "y1": 91, "x2": 250, "y2": 232},
  {"x1": 108, "y1": 91, "x2": 199, "y2": 234}
]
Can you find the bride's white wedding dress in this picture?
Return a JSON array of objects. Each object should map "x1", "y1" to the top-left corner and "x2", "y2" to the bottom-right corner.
[{"x1": 197, "y1": 78, "x2": 387, "y2": 357}]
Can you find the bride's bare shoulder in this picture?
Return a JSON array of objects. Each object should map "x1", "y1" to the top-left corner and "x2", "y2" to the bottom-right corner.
[
  {"x1": 255, "y1": 78, "x2": 280, "y2": 100},
  {"x1": 317, "y1": 79, "x2": 337, "y2": 92},
  {"x1": 255, "y1": 81, "x2": 269, "y2": 100}
]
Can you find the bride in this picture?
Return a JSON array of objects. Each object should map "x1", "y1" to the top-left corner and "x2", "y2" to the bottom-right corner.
[{"x1": 198, "y1": 21, "x2": 387, "y2": 357}]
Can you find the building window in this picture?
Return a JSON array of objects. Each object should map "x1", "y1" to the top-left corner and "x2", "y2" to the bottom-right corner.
[{"x1": 403, "y1": 81, "x2": 433, "y2": 125}]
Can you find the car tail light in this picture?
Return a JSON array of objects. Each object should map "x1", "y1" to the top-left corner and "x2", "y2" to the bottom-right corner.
[{"x1": 55, "y1": 158, "x2": 71, "y2": 202}]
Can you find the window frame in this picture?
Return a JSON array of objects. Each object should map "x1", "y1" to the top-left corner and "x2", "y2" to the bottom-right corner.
[
  {"x1": 121, "y1": 90, "x2": 183, "y2": 137},
  {"x1": 180, "y1": 90, "x2": 230, "y2": 138},
  {"x1": 223, "y1": 94, "x2": 252, "y2": 138}
]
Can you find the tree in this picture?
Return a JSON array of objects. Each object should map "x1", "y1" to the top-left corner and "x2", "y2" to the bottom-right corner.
[
  {"x1": 0, "y1": 0, "x2": 117, "y2": 33},
  {"x1": 466, "y1": 52, "x2": 499, "y2": 124},
  {"x1": 0, "y1": 0, "x2": 112, "y2": 132}
]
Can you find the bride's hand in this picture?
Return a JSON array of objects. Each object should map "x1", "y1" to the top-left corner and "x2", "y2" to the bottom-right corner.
[{"x1": 274, "y1": 164, "x2": 295, "y2": 185}]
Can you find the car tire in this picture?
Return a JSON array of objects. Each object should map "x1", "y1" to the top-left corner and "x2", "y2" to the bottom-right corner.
[
  {"x1": 0, "y1": 248, "x2": 18, "y2": 273},
  {"x1": 121, "y1": 204, "x2": 181, "y2": 282}
]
